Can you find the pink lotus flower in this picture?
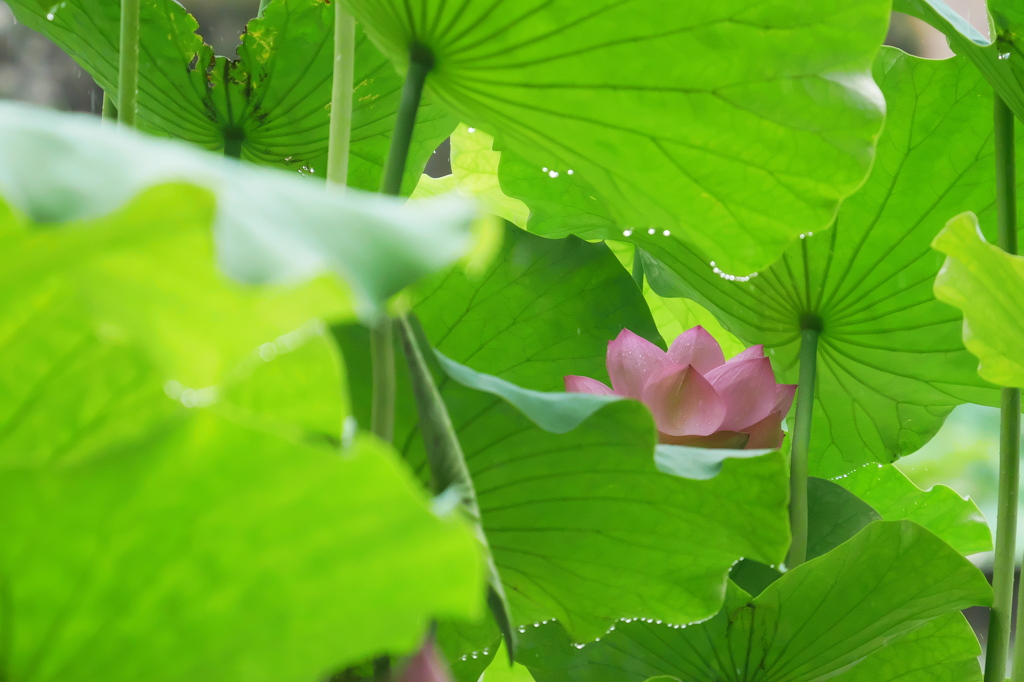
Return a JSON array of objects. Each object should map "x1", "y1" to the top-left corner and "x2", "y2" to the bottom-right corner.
[
  {"x1": 565, "y1": 327, "x2": 796, "y2": 449},
  {"x1": 398, "y1": 639, "x2": 453, "y2": 682}
]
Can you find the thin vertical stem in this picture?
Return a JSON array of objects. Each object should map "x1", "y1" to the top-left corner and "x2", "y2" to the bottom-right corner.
[
  {"x1": 370, "y1": 319, "x2": 395, "y2": 443},
  {"x1": 117, "y1": 0, "x2": 140, "y2": 127},
  {"x1": 787, "y1": 326, "x2": 818, "y2": 569},
  {"x1": 257, "y1": 0, "x2": 271, "y2": 18},
  {"x1": 326, "y1": 4, "x2": 356, "y2": 188},
  {"x1": 101, "y1": 91, "x2": 117, "y2": 121},
  {"x1": 632, "y1": 246, "x2": 645, "y2": 289},
  {"x1": 993, "y1": 93, "x2": 1021, "y2": 682},
  {"x1": 370, "y1": 45, "x2": 433, "y2": 444},
  {"x1": 380, "y1": 45, "x2": 433, "y2": 196}
]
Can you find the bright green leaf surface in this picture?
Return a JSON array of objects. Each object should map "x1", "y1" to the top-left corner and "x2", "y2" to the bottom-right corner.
[
  {"x1": 837, "y1": 461, "x2": 992, "y2": 555},
  {"x1": 5, "y1": 0, "x2": 455, "y2": 192},
  {"x1": 518, "y1": 521, "x2": 990, "y2": 682},
  {"x1": 933, "y1": 211, "x2": 1024, "y2": 388},
  {"x1": 481, "y1": 642, "x2": 534, "y2": 682},
  {"x1": 339, "y1": 226, "x2": 790, "y2": 642},
  {"x1": 216, "y1": 322, "x2": 348, "y2": 444},
  {"x1": 418, "y1": 124, "x2": 532, "y2": 227},
  {"x1": 0, "y1": 416, "x2": 483, "y2": 682},
  {"x1": 0, "y1": 181, "x2": 349, "y2": 389},
  {"x1": 643, "y1": 51, "x2": 1005, "y2": 478},
  {"x1": 806, "y1": 477, "x2": 880, "y2": 560},
  {"x1": 344, "y1": 0, "x2": 890, "y2": 273},
  {"x1": 0, "y1": 258, "x2": 483, "y2": 680},
  {"x1": 0, "y1": 102, "x2": 476, "y2": 326},
  {"x1": 830, "y1": 612, "x2": 982, "y2": 682}
]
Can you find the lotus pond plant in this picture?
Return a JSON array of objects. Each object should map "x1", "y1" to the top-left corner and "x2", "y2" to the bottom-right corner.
[
  {"x1": 566, "y1": 327, "x2": 795, "y2": 449},
  {"x1": 3, "y1": 0, "x2": 1024, "y2": 680}
]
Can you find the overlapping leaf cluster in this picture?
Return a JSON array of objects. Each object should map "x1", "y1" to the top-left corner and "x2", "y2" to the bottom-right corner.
[{"x1": 2, "y1": 0, "x2": 1018, "y2": 680}]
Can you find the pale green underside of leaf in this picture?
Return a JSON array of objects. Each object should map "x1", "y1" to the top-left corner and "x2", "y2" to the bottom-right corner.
[
  {"x1": 410, "y1": 124, "x2": 530, "y2": 227},
  {"x1": 5, "y1": 0, "x2": 456, "y2": 193},
  {"x1": 518, "y1": 521, "x2": 989, "y2": 682},
  {"x1": 644, "y1": 50, "x2": 1008, "y2": 478},
  {"x1": 837, "y1": 461, "x2": 992, "y2": 555},
  {"x1": 0, "y1": 218, "x2": 484, "y2": 680},
  {"x1": 0, "y1": 102, "x2": 477, "y2": 340},
  {"x1": 933, "y1": 212, "x2": 1024, "y2": 388},
  {"x1": 338, "y1": 226, "x2": 790, "y2": 643},
  {"x1": 344, "y1": 0, "x2": 889, "y2": 273},
  {"x1": 895, "y1": 0, "x2": 1024, "y2": 130}
]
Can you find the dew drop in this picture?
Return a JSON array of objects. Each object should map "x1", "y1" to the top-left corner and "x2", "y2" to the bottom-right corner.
[
  {"x1": 467, "y1": 127, "x2": 476, "y2": 132},
  {"x1": 549, "y1": 170, "x2": 559, "y2": 178}
]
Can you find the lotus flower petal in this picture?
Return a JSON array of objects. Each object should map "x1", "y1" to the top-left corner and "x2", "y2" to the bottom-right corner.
[
  {"x1": 641, "y1": 363, "x2": 726, "y2": 436},
  {"x1": 704, "y1": 356, "x2": 779, "y2": 431},
  {"x1": 565, "y1": 375, "x2": 615, "y2": 395},
  {"x1": 660, "y1": 430, "x2": 750, "y2": 449},
  {"x1": 606, "y1": 328, "x2": 669, "y2": 399},
  {"x1": 774, "y1": 383, "x2": 797, "y2": 416},
  {"x1": 666, "y1": 325, "x2": 725, "y2": 373},
  {"x1": 729, "y1": 344, "x2": 765, "y2": 363},
  {"x1": 742, "y1": 410, "x2": 786, "y2": 449},
  {"x1": 398, "y1": 641, "x2": 452, "y2": 682}
]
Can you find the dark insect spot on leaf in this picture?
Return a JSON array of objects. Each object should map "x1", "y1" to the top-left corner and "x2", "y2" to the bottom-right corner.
[{"x1": 188, "y1": 54, "x2": 199, "y2": 72}]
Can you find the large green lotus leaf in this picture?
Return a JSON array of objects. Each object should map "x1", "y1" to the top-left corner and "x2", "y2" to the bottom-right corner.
[
  {"x1": 895, "y1": 0, "x2": 1024, "y2": 127},
  {"x1": 933, "y1": 211, "x2": 1024, "y2": 388},
  {"x1": 837, "y1": 461, "x2": 992, "y2": 555},
  {"x1": 423, "y1": 354, "x2": 789, "y2": 642},
  {"x1": 0, "y1": 413, "x2": 483, "y2": 681},
  {"x1": 342, "y1": 0, "x2": 890, "y2": 273},
  {"x1": 5, "y1": 0, "x2": 455, "y2": 193},
  {"x1": 0, "y1": 102, "x2": 476, "y2": 330},
  {"x1": 518, "y1": 521, "x2": 990, "y2": 682},
  {"x1": 643, "y1": 50, "x2": 1006, "y2": 478},
  {"x1": 0, "y1": 226, "x2": 484, "y2": 679},
  {"x1": 829, "y1": 612, "x2": 982, "y2": 682},
  {"x1": 337, "y1": 226, "x2": 790, "y2": 642},
  {"x1": 411, "y1": 224, "x2": 663, "y2": 392},
  {"x1": 0, "y1": 181, "x2": 342, "y2": 391},
  {"x1": 214, "y1": 321, "x2": 348, "y2": 445}
]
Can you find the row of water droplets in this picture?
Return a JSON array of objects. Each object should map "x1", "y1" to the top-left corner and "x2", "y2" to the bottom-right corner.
[{"x1": 163, "y1": 320, "x2": 325, "y2": 409}]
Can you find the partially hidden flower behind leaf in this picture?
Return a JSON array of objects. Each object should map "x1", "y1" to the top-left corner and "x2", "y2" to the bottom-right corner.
[
  {"x1": 399, "y1": 639, "x2": 455, "y2": 682},
  {"x1": 566, "y1": 328, "x2": 795, "y2": 449},
  {"x1": 932, "y1": 212, "x2": 1024, "y2": 388}
]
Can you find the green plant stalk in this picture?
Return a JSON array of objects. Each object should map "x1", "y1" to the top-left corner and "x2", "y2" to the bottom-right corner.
[
  {"x1": 370, "y1": 319, "x2": 395, "y2": 443},
  {"x1": 256, "y1": 0, "x2": 271, "y2": 18},
  {"x1": 326, "y1": 4, "x2": 355, "y2": 188},
  {"x1": 992, "y1": 93, "x2": 1021, "y2": 682},
  {"x1": 101, "y1": 91, "x2": 117, "y2": 121},
  {"x1": 396, "y1": 314, "x2": 517, "y2": 661},
  {"x1": 380, "y1": 45, "x2": 432, "y2": 196},
  {"x1": 370, "y1": 46, "x2": 433, "y2": 443},
  {"x1": 786, "y1": 327, "x2": 818, "y2": 569},
  {"x1": 117, "y1": 0, "x2": 140, "y2": 127}
]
